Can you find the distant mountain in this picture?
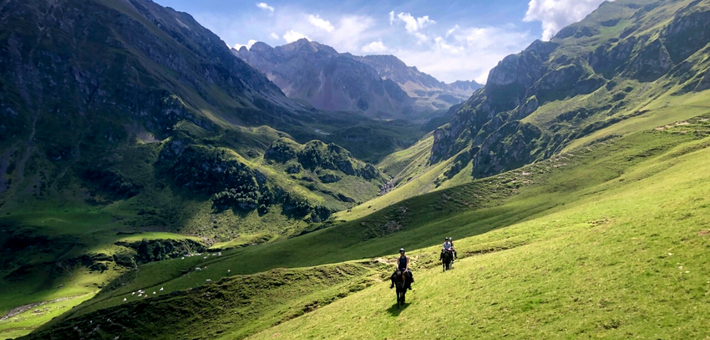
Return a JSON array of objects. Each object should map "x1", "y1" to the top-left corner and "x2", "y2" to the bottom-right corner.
[
  {"x1": 234, "y1": 40, "x2": 415, "y2": 119},
  {"x1": 354, "y1": 55, "x2": 482, "y2": 112},
  {"x1": 234, "y1": 40, "x2": 480, "y2": 119}
]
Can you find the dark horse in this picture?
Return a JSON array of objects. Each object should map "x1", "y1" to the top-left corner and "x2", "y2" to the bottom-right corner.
[
  {"x1": 392, "y1": 270, "x2": 408, "y2": 309},
  {"x1": 441, "y1": 250, "x2": 454, "y2": 271}
]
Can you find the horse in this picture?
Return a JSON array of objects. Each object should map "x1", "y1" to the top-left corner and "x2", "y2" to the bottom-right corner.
[
  {"x1": 441, "y1": 249, "x2": 454, "y2": 271},
  {"x1": 392, "y1": 269, "x2": 408, "y2": 309}
]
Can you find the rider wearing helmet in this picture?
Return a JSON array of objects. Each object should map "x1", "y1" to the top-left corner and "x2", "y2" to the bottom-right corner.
[
  {"x1": 440, "y1": 237, "x2": 457, "y2": 264},
  {"x1": 390, "y1": 248, "x2": 414, "y2": 290},
  {"x1": 440, "y1": 237, "x2": 452, "y2": 259}
]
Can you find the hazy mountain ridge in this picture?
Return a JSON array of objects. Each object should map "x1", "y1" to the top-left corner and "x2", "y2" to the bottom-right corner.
[
  {"x1": 234, "y1": 40, "x2": 480, "y2": 118},
  {"x1": 354, "y1": 55, "x2": 482, "y2": 112},
  {"x1": 234, "y1": 39, "x2": 415, "y2": 119}
]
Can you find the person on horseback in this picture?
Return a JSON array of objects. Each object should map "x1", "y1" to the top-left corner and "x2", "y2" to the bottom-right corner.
[
  {"x1": 448, "y1": 237, "x2": 457, "y2": 263},
  {"x1": 440, "y1": 237, "x2": 457, "y2": 264},
  {"x1": 390, "y1": 248, "x2": 414, "y2": 290}
]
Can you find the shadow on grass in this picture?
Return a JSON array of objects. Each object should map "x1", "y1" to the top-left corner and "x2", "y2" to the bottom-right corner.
[{"x1": 387, "y1": 301, "x2": 411, "y2": 316}]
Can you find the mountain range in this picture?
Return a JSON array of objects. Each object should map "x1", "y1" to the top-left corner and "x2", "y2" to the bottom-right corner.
[
  {"x1": 234, "y1": 39, "x2": 481, "y2": 119},
  {"x1": 2, "y1": 0, "x2": 710, "y2": 338}
]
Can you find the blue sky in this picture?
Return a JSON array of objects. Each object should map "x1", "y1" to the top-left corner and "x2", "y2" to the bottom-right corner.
[{"x1": 154, "y1": 0, "x2": 610, "y2": 83}]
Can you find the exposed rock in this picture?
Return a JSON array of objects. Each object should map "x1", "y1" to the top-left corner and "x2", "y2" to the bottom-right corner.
[{"x1": 234, "y1": 39, "x2": 415, "y2": 118}]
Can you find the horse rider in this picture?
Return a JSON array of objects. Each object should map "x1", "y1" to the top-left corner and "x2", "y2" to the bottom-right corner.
[
  {"x1": 390, "y1": 248, "x2": 414, "y2": 290},
  {"x1": 440, "y1": 237, "x2": 457, "y2": 264}
]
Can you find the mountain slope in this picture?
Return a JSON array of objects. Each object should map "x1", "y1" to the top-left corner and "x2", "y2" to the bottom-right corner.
[
  {"x1": 0, "y1": 0, "x2": 393, "y2": 334},
  {"x1": 429, "y1": 0, "x2": 710, "y2": 185}
]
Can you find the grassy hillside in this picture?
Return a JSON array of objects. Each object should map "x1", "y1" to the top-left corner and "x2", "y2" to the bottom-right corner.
[
  {"x1": 19, "y1": 114, "x2": 710, "y2": 339},
  {"x1": 249, "y1": 122, "x2": 710, "y2": 339}
]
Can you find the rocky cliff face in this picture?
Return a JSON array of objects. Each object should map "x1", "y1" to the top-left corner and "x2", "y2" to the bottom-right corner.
[
  {"x1": 430, "y1": 0, "x2": 710, "y2": 179},
  {"x1": 234, "y1": 40, "x2": 415, "y2": 119}
]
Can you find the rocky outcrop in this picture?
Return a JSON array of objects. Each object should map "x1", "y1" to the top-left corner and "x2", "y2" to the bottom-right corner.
[{"x1": 265, "y1": 138, "x2": 386, "y2": 181}]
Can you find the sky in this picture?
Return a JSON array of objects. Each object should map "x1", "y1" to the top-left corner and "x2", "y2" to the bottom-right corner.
[{"x1": 153, "y1": 0, "x2": 611, "y2": 84}]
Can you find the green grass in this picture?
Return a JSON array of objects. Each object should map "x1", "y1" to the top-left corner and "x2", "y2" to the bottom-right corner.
[
  {"x1": 243, "y1": 120, "x2": 710, "y2": 340},
  {"x1": 0, "y1": 294, "x2": 94, "y2": 339},
  {"x1": 25, "y1": 263, "x2": 389, "y2": 340},
  {"x1": 0, "y1": 208, "x2": 201, "y2": 332},
  {"x1": 23, "y1": 115, "x2": 710, "y2": 339}
]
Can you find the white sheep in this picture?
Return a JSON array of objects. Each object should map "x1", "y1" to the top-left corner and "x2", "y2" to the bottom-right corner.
[
  {"x1": 160, "y1": 287, "x2": 164, "y2": 291},
  {"x1": 123, "y1": 298, "x2": 127, "y2": 302},
  {"x1": 195, "y1": 267, "x2": 201, "y2": 271},
  {"x1": 206, "y1": 279, "x2": 212, "y2": 282}
]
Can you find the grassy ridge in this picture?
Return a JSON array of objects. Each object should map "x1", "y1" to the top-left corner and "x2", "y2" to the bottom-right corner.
[{"x1": 22, "y1": 115, "x2": 710, "y2": 339}]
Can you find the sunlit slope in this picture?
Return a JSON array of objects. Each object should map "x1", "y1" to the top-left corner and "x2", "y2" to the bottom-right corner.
[
  {"x1": 24, "y1": 116, "x2": 710, "y2": 339},
  {"x1": 349, "y1": 88, "x2": 710, "y2": 222},
  {"x1": 247, "y1": 122, "x2": 710, "y2": 339}
]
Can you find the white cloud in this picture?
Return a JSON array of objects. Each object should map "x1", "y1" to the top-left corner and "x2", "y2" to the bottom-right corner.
[
  {"x1": 233, "y1": 39, "x2": 258, "y2": 50},
  {"x1": 256, "y1": 2, "x2": 274, "y2": 13},
  {"x1": 446, "y1": 25, "x2": 459, "y2": 38},
  {"x1": 308, "y1": 14, "x2": 335, "y2": 32},
  {"x1": 270, "y1": 32, "x2": 279, "y2": 39},
  {"x1": 283, "y1": 30, "x2": 309, "y2": 43},
  {"x1": 362, "y1": 41, "x2": 388, "y2": 53},
  {"x1": 524, "y1": 0, "x2": 612, "y2": 40},
  {"x1": 394, "y1": 12, "x2": 435, "y2": 33},
  {"x1": 325, "y1": 15, "x2": 377, "y2": 51},
  {"x1": 389, "y1": 11, "x2": 395, "y2": 25},
  {"x1": 395, "y1": 26, "x2": 532, "y2": 83},
  {"x1": 194, "y1": 5, "x2": 535, "y2": 84}
]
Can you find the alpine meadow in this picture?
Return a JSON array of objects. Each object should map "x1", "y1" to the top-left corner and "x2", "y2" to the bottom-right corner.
[{"x1": 1, "y1": 0, "x2": 709, "y2": 339}]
